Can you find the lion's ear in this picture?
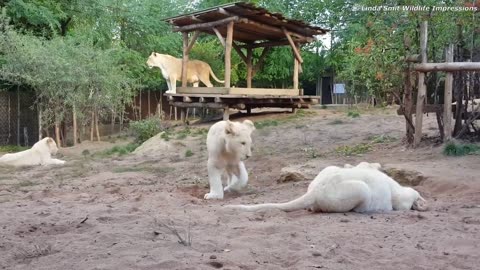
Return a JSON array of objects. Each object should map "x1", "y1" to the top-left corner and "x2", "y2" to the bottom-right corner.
[
  {"x1": 154, "y1": 52, "x2": 157, "y2": 56},
  {"x1": 47, "y1": 138, "x2": 54, "y2": 143},
  {"x1": 243, "y1": 119, "x2": 255, "y2": 131},
  {"x1": 225, "y1": 121, "x2": 235, "y2": 135}
]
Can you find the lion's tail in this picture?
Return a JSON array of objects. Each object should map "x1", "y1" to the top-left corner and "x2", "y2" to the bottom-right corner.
[
  {"x1": 209, "y1": 67, "x2": 225, "y2": 84},
  {"x1": 224, "y1": 191, "x2": 315, "y2": 212}
]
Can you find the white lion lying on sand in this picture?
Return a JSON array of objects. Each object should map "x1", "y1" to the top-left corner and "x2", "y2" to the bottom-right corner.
[
  {"x1": 205, "y1": 119, "x2": 255, "y2": 200},
  {"x1": 0, "y1": 137, "x2": 65, "y2": 166},
  {"x1": 226, "y1": 162, "x2": 426, "y2": 213}
]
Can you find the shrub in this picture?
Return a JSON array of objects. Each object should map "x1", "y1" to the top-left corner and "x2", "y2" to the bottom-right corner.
[
  {"x1": 129, "y1": 117, "x2": 162, "y2": 143},
  {"x1": 443, "y1": 142, "x2": 480, "y2": 156}
]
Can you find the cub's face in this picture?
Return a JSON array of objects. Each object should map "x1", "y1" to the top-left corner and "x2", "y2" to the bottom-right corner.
[
  {"x1": 46, "y1": 138, "x2": 59, "y2": 155},
  {"x1": 224, "y1": 120, "x2": 255, "y2": 160}
]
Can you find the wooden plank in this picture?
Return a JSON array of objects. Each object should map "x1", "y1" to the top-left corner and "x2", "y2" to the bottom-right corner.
[
  {"x1": 168, "y1": 91, "x2": 319, "y2": 99},
  {"x1": 414, "y1": 62, "x2": 480, "y2": 72},
  {"x1": 173, "y1": 16, "x2": 239, "y2": 32},
  {"x1": 170, "y1": 102, "x2": 246, "y2": 110},
  {"x1": 182, "y1": 32, "x2": 189, "y2": 87},
  {"x1": 282, "y1": 27, "x2": 303, "y2": 63},
  {"x1": 243, "y1": 40, "x2": 291, "y2": 49},
  {"x1": 224, "y1": 21, "x2": 234, "y2": 88},
  {"x1": 414, "y1": 21, "x2": 428, "y2": 147},
  {"x1": 444, "y1": 44, "x2": 454, "y2": 141}
]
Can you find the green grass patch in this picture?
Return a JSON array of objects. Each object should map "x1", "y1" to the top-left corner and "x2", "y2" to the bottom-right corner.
[
  {"x1": 254, "y1": 119, "x2": 279, "y2": 129},
  {"x1": 335, "y1": 143, "x2": 372, "y2": 156},
  {"x1": 100, "y1": 143, "x2": 139, "y2": 157},
  {"x1": 443, "y1": 142, "x2": 480, "y2": 156},
  {"x1": 185, "y1": 149, "x2": 194, "y2": 157},
  {"x1": 369, "y1": 134, "x2": 397, "y2": 144},
  {"x1": 347, "y1": 110, "x2": 360, "y2": 118},
  {"x1": 0, "y1": 145, "x2": 28, "y2": 153}
]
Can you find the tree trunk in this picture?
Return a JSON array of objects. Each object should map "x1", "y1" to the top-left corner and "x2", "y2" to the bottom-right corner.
[
  {"x1": 55, "y1": 112, "x2": 61, "y2": 147},
  {"x1": 90, "y1": 111, "x2": 95, "y2": 141},
  {"x1": 73, "y1": 105, "x2": 78, "y2": 145},
  {"x1": 95, "y1": 110, "x2": 101, "y2": 141}
]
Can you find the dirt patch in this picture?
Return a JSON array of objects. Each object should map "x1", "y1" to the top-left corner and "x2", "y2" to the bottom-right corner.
[{"x1": 1, "y1": 107, "x2": 479, "y2": 270}]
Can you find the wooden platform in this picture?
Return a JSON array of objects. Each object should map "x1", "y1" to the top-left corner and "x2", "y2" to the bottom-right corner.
[
  {"x1": 176, "y1": 86, "x2": 300, "y2": 96},
  {"x1": 166, "y1": 92, "x2": 320, "y2": 121}
]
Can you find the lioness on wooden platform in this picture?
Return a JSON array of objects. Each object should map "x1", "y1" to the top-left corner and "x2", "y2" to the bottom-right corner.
[{"x1": 146, "y1": 52, "x2": 224, "y2": 94}]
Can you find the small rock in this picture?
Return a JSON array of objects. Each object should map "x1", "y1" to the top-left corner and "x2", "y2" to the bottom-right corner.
[
  {"x1": 340, "y1": 219, "x2": 349, "y2": 223},
  {"x1": 443, "y1": 252, "x2": 450, "y2": 255},
  {"x1": 210, "y1": 255, "x2": 217, "y2": 260}
]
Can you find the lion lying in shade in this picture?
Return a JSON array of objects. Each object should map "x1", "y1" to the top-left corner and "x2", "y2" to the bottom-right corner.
[
  {"x1": 0, "y1": 137, "x2": 65, "y2": 166},
  {"x1": 226, "y1": 162, "x2": 426, "y2": 213}
]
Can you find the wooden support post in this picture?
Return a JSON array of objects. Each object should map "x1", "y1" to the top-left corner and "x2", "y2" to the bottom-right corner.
[
  {"x1": 224, "y1": 21, "x2": 234, "y2": 88},
  {"x1": 444, "y1": 44, "x2": 454, "y2": 141},
  {"x1": 180, "y1": 108, "x2": 186, "y2": 123},
  {"x1": 223, "y1": 106, "x2": 230, "y2": 120},
  {"x1": 293, "y1": 45, "x2": 299, "y2": 90},
  {"x1": 182, "y1": 32, "x2": 189, "y2": 87},
  {"x1": 246, "y1": 48, "x2": 253, "y2": 88},
  {"x1": 414, "y1": 21, "x2": 428, "y2": 147}
]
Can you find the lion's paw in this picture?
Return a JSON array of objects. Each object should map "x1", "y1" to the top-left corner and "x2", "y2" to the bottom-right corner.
[{"x1": 204, "y1": 193, "x2": 223, "y2": 200}]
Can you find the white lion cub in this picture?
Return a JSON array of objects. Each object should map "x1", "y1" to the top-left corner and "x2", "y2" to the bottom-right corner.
[
  {"x1": 0, "y1": 137, "x2": 65, "y2": 166},
  {"x1": 226, "y1": 162, "x2": 426, "y2": 212},
  {"x1": 205, "y1": 119, "x2": 255, "y2": 199}
]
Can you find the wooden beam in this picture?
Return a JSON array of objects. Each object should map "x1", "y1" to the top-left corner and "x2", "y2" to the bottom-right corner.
[
  {"x1": 185, "y1": 31, "x2": 200, "y2": 54},
  {"x1": 414, "y1": 21, "x2": 428, "y2": 147},
  {"x1": 212, "y1": 27, "x2": 225, "y2": 47},
  {"x1": 241, "y1": 18, "x2": 310, "y2": 41},
  {"x1": 224, "y1": 21, "x2": 234, "y2": 88},
  {"x1": 414, "y1": 62, "x2": 480, "y2": 72},
  {"x1": 282, "y1": 27, "x2": 303, "y2": 63},
  {"x1": 246, "y1": 48, "x2": 253, "y2": 88},
  {"x1": 173, "y1": 16, "x2": 239, "y2": 32},
  {"x1": 181, "y1": 32, "x2": 189, "y2": 87},
  {"x1": 232, "y1": 42, "x2": 248, "y2": 63},
  {"x1": 253, "y1": 47, "x2": 271, "y2": 76},
  {"x1": 443, "y1": 44, "x2": 454, "y2": 141}
]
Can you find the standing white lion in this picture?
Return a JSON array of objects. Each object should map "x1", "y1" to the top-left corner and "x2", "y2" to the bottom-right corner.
[
  {"x1": 0, "y1": 137, "x2": 65, "y2": 166},
  {"x1": 226, "y1": 162, "x2": 426, "y2": 212},
  {"x1": 205, "y1": 120, "x2": 255, "y2": 199},
  {"x1": 146, "y1": 52, "x2": 224, "y2": 94}
]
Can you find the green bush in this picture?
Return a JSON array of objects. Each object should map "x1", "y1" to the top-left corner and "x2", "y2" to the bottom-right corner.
[
  {"x1": 129, "y1": 117, "x2": 162, "y2": 143},
  {"x1": 347, "y1": 111, "x2": 360, "y2": 118}
]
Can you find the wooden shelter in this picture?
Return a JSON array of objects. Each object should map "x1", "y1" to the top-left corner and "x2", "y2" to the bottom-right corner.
[{"x1": 164, "y1": 1, "x2": 328, "y2": 120}]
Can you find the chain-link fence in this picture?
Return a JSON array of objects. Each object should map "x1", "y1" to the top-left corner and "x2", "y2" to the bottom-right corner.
[{"x1": 0, "y1": 91, "x2": 38, "y2": 146}]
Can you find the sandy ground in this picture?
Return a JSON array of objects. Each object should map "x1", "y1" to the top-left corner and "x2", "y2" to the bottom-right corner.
[{"x1": 1, "y1": 107, "x2": 479, "y2": 270}]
